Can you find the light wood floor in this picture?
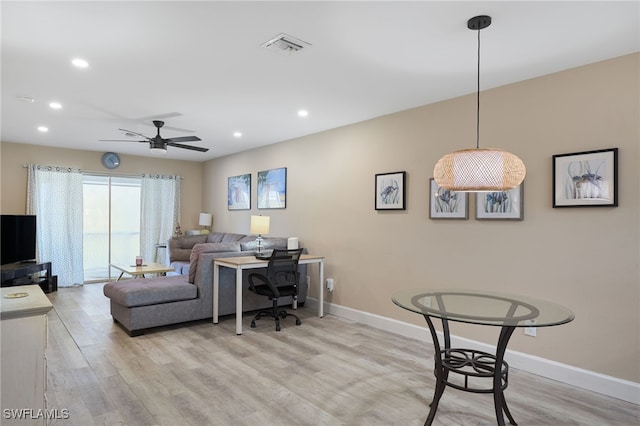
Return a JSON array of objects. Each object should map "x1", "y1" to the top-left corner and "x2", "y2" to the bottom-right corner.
[{"x1": 44, "y1": 284, "x2": 638, "y2": 426}]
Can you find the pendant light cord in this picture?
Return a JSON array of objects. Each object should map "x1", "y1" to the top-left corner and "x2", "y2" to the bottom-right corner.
[{"x1": 476, "y1": 27, "x2": 481, "y2": 150}]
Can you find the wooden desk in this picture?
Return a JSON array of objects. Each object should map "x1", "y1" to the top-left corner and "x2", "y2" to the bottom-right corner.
[
  {"x1": 213, "y1": 254, "x2": 325, "y2": 334},
  {"x1": 110, "y1": 262, "x2": 174, "y2": 281}
]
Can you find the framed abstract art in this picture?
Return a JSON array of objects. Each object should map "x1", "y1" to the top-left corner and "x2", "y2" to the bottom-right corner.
[
  {"x1": 257, "y1": 167, "x2": 287, "y2": 209},
  {"x1": 228, "y1": 174, "x2": 251, "y2": 210}
]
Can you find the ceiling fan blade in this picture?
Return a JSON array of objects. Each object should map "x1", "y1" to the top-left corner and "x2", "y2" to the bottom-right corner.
[
  {"x1": 99, "y1": 139, "x2": 146, "y2": 142},
  {"x1": 165, "y1": 136, "x2": 202, "y2": 143},
  {"x1": 118, "y1": 128, "x2": 152, "y2": 141},
  {"x1": 167, "y1": 142, "x2": 209, "y2": 152},
  {"x1": 163, "y1": 125, "x2": 196, "y2": 133},
  {"x1": 135, "y1": 112, "x2": 183, "y2": 121}
]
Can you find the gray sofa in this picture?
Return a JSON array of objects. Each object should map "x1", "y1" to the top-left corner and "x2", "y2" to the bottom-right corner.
[{"x1": 103, "y1": 232, "x2": 307, "y2": 336}]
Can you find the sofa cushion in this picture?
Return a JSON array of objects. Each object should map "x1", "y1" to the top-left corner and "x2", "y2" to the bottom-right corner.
[
  {"x1": 188, "y1": 242, "x2": 241, "y2": 283},
  {"x1": 104, "y1": 277, "x2": 197, "y2": 308},
  {"x1": 206, "y1": 232, "x2": 225, "y2": 243},
  {"x1": 169, "y1": 234, "x2": 208, "y2": 261},
  {"x1": 169, "y1": 261, "x2": 190, "y2": 275},
  {"x1": 221, "y1": 233, "x2": 246, "y2": 243}
]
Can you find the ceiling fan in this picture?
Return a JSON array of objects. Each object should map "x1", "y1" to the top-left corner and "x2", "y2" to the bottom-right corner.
[{"x1": 101, "y1": 120, "x2": 208, "y2": 152}]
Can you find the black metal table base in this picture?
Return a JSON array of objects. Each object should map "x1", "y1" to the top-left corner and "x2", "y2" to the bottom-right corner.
[{"x1": 423, "y1": 314, "x2": 517, "y2": 426}]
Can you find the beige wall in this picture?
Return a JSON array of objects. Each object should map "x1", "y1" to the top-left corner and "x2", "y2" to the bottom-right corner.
[
  {"x1": 0, "y1": 143, "x2": 204, "y2": 230},
  {"x1": 202, "y1": 53, "x2": 639, "y2": 382},
  {"x1": 1, "y1": 54, "x2": 637, "y2": 383}
]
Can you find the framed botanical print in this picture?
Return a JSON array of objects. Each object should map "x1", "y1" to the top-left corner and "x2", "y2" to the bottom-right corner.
[
  {"x1": 375, "y1": 171, "x2": 406, "y2": 210},
  {"x1": 429, "y1": 179, "x2": 468, "y2": 219},
  {"x1": 553, "y1": 148, "x2": 618, "y2": 207},
  {"x1": 476, "y1": 184, "x2": 524, "y2": 220}
]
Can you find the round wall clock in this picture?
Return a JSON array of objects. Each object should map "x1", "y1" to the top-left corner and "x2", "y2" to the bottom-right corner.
[{"x1": 101, "y1": 152, "x2": 120, "y2": 169}]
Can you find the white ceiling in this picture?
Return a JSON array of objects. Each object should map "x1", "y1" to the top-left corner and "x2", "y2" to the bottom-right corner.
[{"x1": 2, "y1": 1, "x2": 638, "y2": 162}]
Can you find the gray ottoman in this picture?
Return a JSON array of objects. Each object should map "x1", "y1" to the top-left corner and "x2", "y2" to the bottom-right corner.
[{"x1": 103, "y1": 276, "x2": 199, "y2": 336}]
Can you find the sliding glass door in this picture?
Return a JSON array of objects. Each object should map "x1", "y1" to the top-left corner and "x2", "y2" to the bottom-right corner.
[{"x1": 83, "y1": 175, "x2": 141, "y2": 282}]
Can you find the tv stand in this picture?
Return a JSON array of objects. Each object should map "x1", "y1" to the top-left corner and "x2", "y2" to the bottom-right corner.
[{"x1": 1, "y1": 261, "x2": 57, "y2": 293}]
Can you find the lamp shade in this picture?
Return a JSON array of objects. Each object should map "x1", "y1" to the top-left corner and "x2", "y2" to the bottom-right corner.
[
  {"x1": 433, "y1": 148, "x2": 526, "y2": 191},
  {"x1": 198, "y1": 213, "x2": 212, "y2": 227},
  {"x1": 250, "y1": 215, "x2": 270, "y2": 235}
]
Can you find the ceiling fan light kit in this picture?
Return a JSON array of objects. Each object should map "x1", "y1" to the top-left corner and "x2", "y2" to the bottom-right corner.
[
  {"x1": 150, "y1": 140, "x2": 167, "y2": 153},
  {"x1": 433, "y1": 15, "x2": 526, "y2": 192}
]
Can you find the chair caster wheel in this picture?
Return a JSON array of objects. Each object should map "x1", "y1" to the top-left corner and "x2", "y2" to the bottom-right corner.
[
  {"x1": 276, "y1": 326, "x2": 281, "y2": 331},
  {"x1": 296, "y1": 319, "x2": 301, "y2": 326},
  {"x1": 251, "y1": 321, "x2": 256, "y2": 328}
]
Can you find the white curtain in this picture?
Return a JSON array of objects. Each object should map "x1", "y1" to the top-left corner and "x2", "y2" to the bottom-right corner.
[
  {"x1": 26, "y1": 164, "x2": 84, "y2": 287},
  {"x1": 140, "y1": 174, "x2": 180, "y2": 263}
]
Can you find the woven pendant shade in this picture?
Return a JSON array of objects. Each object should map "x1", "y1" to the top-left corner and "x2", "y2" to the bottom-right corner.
[
  {"x1": 433, "y1": 15, "x2": 526, "y2": 192},
  {"x1": 434, "y1": 148, "x2": 526, "y2": 191}
]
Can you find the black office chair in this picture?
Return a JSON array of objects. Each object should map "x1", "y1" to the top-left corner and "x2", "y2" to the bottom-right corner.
[{"x1": 248, "y1": 248, "x2": 303, "y2": 331}]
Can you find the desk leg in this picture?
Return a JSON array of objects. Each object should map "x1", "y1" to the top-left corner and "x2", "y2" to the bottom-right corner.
[
  {"x1": 116, "y1": 272, "x2": 124, "y2": 281},
  {"x1": 213, "y1": 263, "x2": 219, "y2": 324},
  {"x1": 235, "y1": 268, "x2": 243, "y2": 335},
  {"x1": 318, "y1": 259, "x2": 324, "y2": 318}
]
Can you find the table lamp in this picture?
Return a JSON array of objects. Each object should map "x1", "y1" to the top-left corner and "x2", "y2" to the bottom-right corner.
[
  {"x1": 199, "y1": 213, "x2": 212, "y2": 234},
  {"x1": 250, "y1": 215, "x2": 270, "y2": 254}
]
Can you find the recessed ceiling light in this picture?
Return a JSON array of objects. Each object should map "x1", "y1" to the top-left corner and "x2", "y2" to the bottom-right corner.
[
  {"x1": 298, "y1": 109, "x2": 309, "y2": 117},
  {"x1": 233, "y1": 132, "x2": 242, "y2": 138},
  {"x1": 71, "y1": 58, "x2": 89, "y2": 68},
  {"x1": 37, "y1": 126, "x2": 49, "y2": 133},
  {"x1": 49, "y1": 102, "x2": 62, "y2": 110}
]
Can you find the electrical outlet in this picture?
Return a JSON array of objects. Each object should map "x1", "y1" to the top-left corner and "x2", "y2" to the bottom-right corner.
[
  {"x1": 326, "y1": 278, "x2": 334, "y2": 292},
  {"x1": 524, "y1": 319, "x2": 536, "y2": 337}
]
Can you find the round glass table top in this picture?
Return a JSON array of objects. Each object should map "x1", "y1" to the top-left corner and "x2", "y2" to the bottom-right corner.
[{"x1": 392, "y1": 289, "x2": 575, "y2": 327}]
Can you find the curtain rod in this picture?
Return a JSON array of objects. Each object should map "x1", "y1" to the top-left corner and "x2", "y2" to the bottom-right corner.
[{"x1": 22, "y1": 165, "x2": 184, "y2": 179}]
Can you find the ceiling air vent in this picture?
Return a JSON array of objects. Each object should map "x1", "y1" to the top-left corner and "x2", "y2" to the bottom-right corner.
[{"x1": 261, "y1": 33, "x2": 311, "y2": 54}]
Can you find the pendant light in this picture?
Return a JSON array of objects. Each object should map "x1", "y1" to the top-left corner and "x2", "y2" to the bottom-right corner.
[{"x1": 433, "y1": 15, "x2": 526, "y2": 191}]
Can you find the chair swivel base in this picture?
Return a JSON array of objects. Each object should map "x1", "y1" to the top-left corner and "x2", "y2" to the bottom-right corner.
[{"x1": 251, "y1": 309, "x2": 301, "y2": 332}]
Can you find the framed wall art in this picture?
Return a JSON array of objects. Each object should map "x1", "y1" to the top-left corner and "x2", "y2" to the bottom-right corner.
[
  {"x1": 375, "y1": 171, "x2": 406, "y2": 210},
  {"x1": 476, "y1": 184, "x2": 523, "y2": 220},
  {"x1": 553, "y1": 148, "x2": 618, "y2": 207},
  {"x1": 228, "y1": 174, "x2": 251, "y2": 210},
  {"x1": 429, "y1": 178, "x2": 468, "y2": 219},
  {"x1": 257, "y1": 167, "x2": 287, "y2": 209}
]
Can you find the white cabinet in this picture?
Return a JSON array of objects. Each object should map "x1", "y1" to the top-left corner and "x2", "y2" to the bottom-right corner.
[{"x1": 1, "y1": 285, "x2": 52, "y2": 426}]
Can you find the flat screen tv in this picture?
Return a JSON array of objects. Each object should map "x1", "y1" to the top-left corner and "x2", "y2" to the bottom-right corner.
[{"x1": 1, "y1": 215, "x2": 37, "y2": 266}]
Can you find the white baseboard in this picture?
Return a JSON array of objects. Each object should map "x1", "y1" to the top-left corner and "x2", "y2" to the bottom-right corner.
[{"x1": 306, "y1": 297, "x2": 640, "y2": 405}]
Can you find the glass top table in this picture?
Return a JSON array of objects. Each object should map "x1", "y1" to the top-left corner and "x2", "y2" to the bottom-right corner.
[
  {"x1": 392, "y1": 288, "x2": 575, "y2": 328},
  {"x1": 392, "y1": 289, "x2": 574, "y2": 426}
]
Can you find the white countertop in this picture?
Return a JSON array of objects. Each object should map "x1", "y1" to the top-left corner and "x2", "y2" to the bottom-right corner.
[{"x1": 0, "y1": 285, "x2": 53, "y2": 320}]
